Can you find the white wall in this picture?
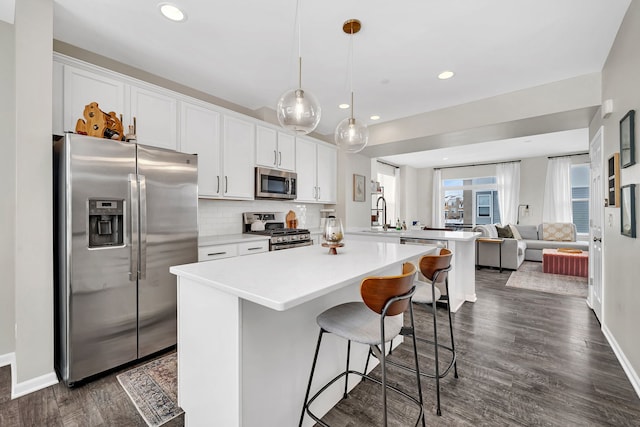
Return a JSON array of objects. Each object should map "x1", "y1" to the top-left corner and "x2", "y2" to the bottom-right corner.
[
  {"x1": 339, "y1": 151, "x2": 371, "y2": 229},
  {"x1": 13, "y1": 0, "x2": 56, "y2": 387},
  {"x1": 0, "y1": 20, "x2": 16, "y2": 357},
  {"x1": 518, "y1": 157, "x2": 548, "y2": 225},
  {"x1": 399, "y1": 166, "x2": 418, "y2": 226},
  {"x1": 599, "y1": 0, "x2": 640, "y2": 389},
  {"x1": 416, "y1": 168, "x2": 433, "y2": 226}
]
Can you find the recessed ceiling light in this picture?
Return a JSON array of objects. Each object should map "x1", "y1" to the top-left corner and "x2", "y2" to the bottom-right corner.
[
  {"x1": 443, "y1": 157, "x2": 449, "y2": 160},
  {"x1": 339, "y1": 104, "x2": 350, "y2": 109},
  {"x1": 370, "y1": 115, "x2": 380, "y2": 120},
  {"x1": 159, "y1": 3, "x2": 186, "y2": 22},
  {"x1": 438, "y1": 71, "x2": 455, "y2": 80}
]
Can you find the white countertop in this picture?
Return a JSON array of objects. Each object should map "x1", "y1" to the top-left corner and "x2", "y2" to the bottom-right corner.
[
  {"x1": 198, "y1": 233, "x2": 270, "y2": 247},
  {"x1": 346, "y1": 229, "x2": 481, "y2": 242},
  {"x1": 171, "y1": 240, "x2": 436, "y2": 311}
]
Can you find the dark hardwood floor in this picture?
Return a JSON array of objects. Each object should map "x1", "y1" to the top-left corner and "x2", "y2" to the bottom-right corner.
[
  {"x1": 320, "y1": 267, "x2": 640, "y2": 426},
  {"x1": 0, "y1": 351, "x2": 184, "y2": 427},
  {"x1": 1, "y1": 267, "x2": 639, "y2": 426}
]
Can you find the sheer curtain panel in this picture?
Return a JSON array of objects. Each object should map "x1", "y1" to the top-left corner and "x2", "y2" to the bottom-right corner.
[
  {"x1": 432, "y1": 169, "x2": 443, "y2": 228},
  {"x1": 496, "y1": 162, "x2": 520, "y2": 224},
  {"x1": 543, "y1": 157, "x2": 573, "y2": 222}
]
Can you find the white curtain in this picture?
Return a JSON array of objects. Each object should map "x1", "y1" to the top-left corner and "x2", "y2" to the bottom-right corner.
[
  {"x1": 432, "y1": 169, "x2": 443, "y2": 228},
  {"x1": 496, "y1": 162, "x2": 520, "y2": 225},
  {"x1": 543, "y1": 157, "x2": 573, "y2": 222}
]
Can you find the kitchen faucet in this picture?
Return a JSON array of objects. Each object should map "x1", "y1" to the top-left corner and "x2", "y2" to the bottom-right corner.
[{"x1": 376, "y1": 196, "x2": 387, "y2": 230}]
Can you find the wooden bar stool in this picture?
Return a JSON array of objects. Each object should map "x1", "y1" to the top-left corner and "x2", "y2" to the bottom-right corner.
[
  {"x1": 299, "y1": 262, "x2": 425, "y2": 427},
  {"x1": 367, "y1": 249, "x2": 457, "y2": 416}
]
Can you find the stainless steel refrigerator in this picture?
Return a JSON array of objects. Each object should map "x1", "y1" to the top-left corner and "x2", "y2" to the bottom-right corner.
[{"x1": 53, "y1": 134, "x2": 198, "y2": 386}]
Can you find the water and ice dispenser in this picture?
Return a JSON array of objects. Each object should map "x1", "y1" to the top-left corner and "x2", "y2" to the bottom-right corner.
[{"x1": 88, "y1": 199, "x2": 124, "y2": 248}]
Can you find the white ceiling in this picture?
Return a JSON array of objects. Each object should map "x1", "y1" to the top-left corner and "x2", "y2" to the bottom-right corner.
[
  {"x1": 52, "y1": 0, "x2": 629, "y2": 163},
  {"x1": 378, "y1": 128, "x2": 589, "y2": 169}
]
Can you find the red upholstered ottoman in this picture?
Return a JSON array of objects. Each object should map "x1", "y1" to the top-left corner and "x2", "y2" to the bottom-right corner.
[{"x1": 542, "y1": 248, "x2": 588, "y2": 278}]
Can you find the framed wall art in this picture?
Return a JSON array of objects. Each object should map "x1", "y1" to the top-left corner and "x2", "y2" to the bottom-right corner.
[
  {"x1": 353, "y1": 174, "x2": 365, "y2": 202},
  {"x1": 621, "y1": 184, "x2": 636, "y2": 238},
  {"x1": 620, "y1": 110, "x2": 635, "y2": 168}
]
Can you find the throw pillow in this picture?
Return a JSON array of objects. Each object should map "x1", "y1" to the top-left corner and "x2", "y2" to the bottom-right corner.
[
  {"x1": 542, "y1": 223, "x2": 574, "y2": 241},
  {"x1": 496, "y1": 224, "x2": 514, "y2": 238},
  {"x1": 509, "y1": 224, "x2": 523, "y2": 240}
]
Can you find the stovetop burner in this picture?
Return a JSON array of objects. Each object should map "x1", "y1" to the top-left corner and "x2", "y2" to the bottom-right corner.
[
  {"x1": 242, "y1": 211, "x2": 313, "y2": 250},
  {"x1": 250, "y1": 227, "x2": 310, "y2": 236}
]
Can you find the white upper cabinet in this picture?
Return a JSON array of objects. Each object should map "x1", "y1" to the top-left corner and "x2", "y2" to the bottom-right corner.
[
  {"x1": 295, "y1": 137, "x2": 318, "y2": 203},
  {"x1": 222, "y1": 115, "x2": 255, "y2": 199},
  {"x1": 129, "y1": 85, "x2": 178, "y2": 150},
  {"x1": 295, "y1": 137, "x2": 337, "y2": 204},
  {"x1": 180, "y1": 101, "x2": 221, "y2": 197},
  {"x1": 62, "y1": 65, "x2": 125, "y2": 135},
  {"x1": 256, "y1": 125, "x2": 295, "y2": 171},
  {"x1": 316, "y1": 142, "x2": 337, "y2": 203},
  {"x1": 277, "y1": 132, "x2": 296, "y2": 171}
]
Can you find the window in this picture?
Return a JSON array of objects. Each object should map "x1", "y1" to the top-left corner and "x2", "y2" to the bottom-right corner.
[
  {"x1": 442, "y1": 177, "x2": 500, "y2": 228},
  {"x1": 571, "y1": 164, "x2": 590, "y2": 234}
]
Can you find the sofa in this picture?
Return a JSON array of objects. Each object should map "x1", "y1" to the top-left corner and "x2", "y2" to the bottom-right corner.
[{"x1": 474, "y1": 222, "x2": 589, "y2": 270}]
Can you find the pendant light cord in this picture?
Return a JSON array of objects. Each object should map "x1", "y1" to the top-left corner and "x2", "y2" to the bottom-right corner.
[
  {"x1": 349, "y1": 24, "x2": 354, "y2": 119},
  {"x1": 297, "y1": 0, "x2": 302, "y2": 89}
]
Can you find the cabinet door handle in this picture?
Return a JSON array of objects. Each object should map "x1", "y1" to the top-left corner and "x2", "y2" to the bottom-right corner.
[
  {"x1": 225, "y1": 176, "x2": 228, "y2": 193},
  {"x1": 274, "y1": 150, "x2": 277, "y2": 166},
  {"x1": 278, "y1": 151, "x2": 282, "y2": 166},
  {"x1": 207, "y1": 251, "x2": 227, "y2": 256},
  {"x1": 317, "y1": 187, "x2": 321, "y2": 200},
  {"x1": 247, "y1": 247, "x2": 263, "y2": 251},
  {"x1": 216, "y1": 176, "x2": 220, "y2": 193}
]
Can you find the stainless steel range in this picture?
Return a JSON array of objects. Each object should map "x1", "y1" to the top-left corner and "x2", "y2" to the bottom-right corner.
[{"x1": 243, "y1": 212, "x2": 312, "y2": 251}]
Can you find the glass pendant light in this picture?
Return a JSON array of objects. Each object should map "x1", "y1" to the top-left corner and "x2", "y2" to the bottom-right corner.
[
  {"x1": 335, "y1": 19, "x2": 368, "y2": 154},
  {"x1": 276, "y1": 0, "x2": 321, "y2": 134}
]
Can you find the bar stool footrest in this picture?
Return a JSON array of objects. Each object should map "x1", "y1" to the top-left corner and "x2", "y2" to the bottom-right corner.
[{"x1": 304, "y1": 369, "x2": 425, "y2": 427}]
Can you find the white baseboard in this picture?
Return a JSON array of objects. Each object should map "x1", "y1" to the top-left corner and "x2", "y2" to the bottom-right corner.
[
  {"x1": 602, "y1": 324, "x2": 640, "y2": 399},
  {"x1": 12, "y1": 371, "x2": 59, "y2": 399},
  {"x1": 0, "y1": 352, "x2": 15, "y2": 368},
  {"x1": 0, "y1": 352, "x2": 59, "y2": 399}
]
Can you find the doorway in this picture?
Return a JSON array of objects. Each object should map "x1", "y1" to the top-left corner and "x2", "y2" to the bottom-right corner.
[{"x1": 588, "y1": 127, "x2": 604, "y2": 322}]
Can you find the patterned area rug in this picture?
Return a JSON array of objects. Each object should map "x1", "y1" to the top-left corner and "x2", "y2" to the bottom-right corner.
[
  {"x1": 117, "y1": 353, "x2": 183, "y2": 427},
  {"x1": 506, "y1": 261, "x2": 588, "y2": 298}
]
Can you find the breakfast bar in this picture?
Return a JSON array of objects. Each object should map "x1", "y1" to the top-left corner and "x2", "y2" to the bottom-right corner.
[
  {"x1": 346, "y1": 229, "x2": 481, "y2": 312},
  {"x1": 170, "y1": 241, "x2": 436, "y2": 427}
]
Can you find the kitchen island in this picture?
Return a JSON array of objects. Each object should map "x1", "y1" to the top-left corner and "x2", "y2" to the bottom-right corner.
[
  {"x1": 346, "y1": 229, "x2": 481, "y2": 312},
  {"x1": 170, "y1": 241, "x2": 436, "y2": 427}
]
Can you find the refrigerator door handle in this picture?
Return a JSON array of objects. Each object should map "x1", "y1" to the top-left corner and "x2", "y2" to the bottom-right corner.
[
  {"x1": 139, "y1": 174, "x2": 148, "y2": 280},
  {"x1": 128, "y1": 173, "x2": 139, "y2": 281}
]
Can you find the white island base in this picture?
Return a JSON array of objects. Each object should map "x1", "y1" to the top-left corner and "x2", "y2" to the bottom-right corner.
[{"x1": 171, "y1": 241, "x2": 436, "y2": 426}]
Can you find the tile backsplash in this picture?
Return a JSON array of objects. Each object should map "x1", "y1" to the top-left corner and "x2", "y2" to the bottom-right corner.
[{"x1": 198, "y1": 199, "x2": 324, "y2": 236}]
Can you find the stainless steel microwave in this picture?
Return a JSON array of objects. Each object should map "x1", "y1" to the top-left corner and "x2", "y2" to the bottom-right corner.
[{"x1": 255, "y1": 167, "x2": 297, "y2": 200}]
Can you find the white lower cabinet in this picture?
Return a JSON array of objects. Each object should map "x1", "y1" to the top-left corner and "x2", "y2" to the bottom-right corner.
[
  {"x1": 198, "y1": 240, "x2": 269, "y2": 262},
  {"x1": 295, "y1": 137, "x2": 337, "y2": 203},
  {"x1": 237, "y1": 240, "x2": 270, "y2": 255},
  {"x1": 198, "y1": 244, "x2": 238, "y2": 262}
]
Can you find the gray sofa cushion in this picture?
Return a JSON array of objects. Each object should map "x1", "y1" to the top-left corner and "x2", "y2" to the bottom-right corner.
[
  {"x1": 525, "y1": 240, "x2": 588, "y2": 251},
  {"x1": 515, "y1": 225, "x2": 538, "y2": 240}
]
